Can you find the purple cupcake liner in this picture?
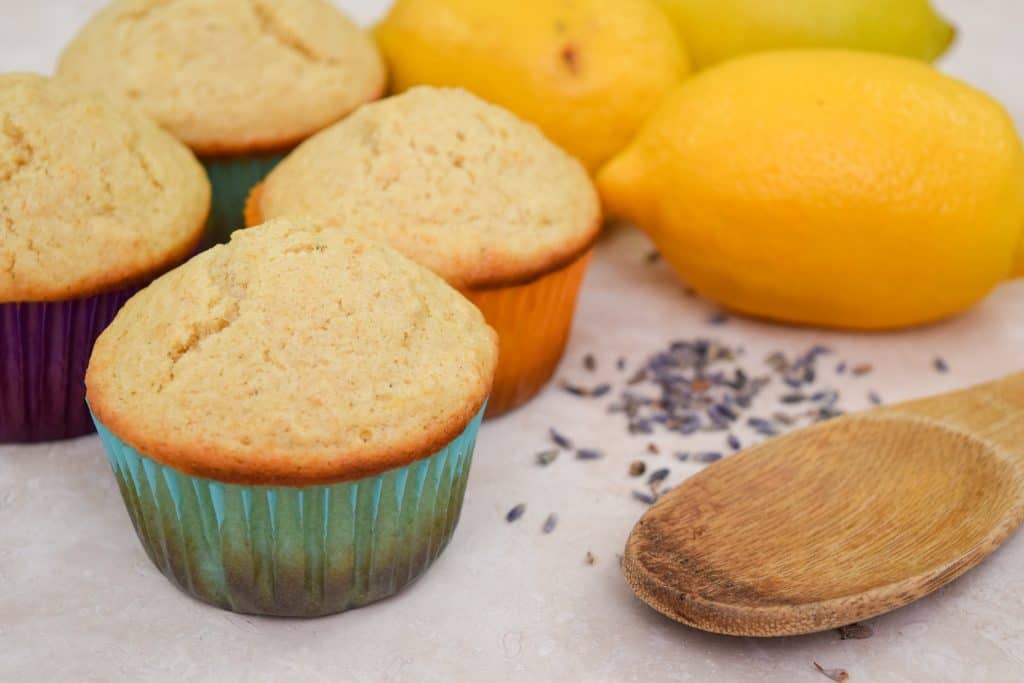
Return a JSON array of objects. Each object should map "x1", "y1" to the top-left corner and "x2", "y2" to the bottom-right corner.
[{"x1": 1, "y1": 287, "x2": 137, "y2": 443}]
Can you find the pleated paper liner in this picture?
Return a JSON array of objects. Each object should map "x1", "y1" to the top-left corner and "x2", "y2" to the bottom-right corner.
[
  {"x1": 1, "y1": 289, "x2": 136, "y2": 442},
  {"x1": 92, "y1": 406, "x2": 485, "y2": 617},
  {"x1": 465, "y1": 251, "x2": 593, "y2": 417},
  {"x1": 202, "y1": 151, "x2": 285, "y2": 248}
]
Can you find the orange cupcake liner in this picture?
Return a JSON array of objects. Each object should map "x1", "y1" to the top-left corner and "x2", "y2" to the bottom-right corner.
[
  {"x1": 245, "y1": 183, "x2": 592, "y2": 418},
  {"x1": 464, "y1": 251, "x2": 591, "y2": 417}
]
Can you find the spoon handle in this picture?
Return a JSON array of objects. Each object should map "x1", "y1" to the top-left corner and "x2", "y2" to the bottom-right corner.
[{"x1": 887, "y1": 372, "x2": 1024, "y2": 460}]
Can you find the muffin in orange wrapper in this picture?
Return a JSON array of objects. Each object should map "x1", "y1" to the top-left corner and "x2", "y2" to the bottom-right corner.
[
  {"x1": 245, "y1": 87, "x2": 601, "y2": 417},
  {"x1": 58, "y1": 0, "x2": 386, "y2": 247}
]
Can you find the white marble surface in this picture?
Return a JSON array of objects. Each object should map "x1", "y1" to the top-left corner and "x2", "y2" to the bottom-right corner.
[{"x1": 3, "y1": 1, "x2": 1024, "y2": 681}]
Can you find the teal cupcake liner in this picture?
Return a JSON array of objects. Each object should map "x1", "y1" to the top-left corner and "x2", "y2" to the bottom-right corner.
[
  {"x1": 92, "y1": 407, "x2": 484, "y2": 617},
  {"x1": 201, "y1": 151, "x2": 285, "y2": 247}
]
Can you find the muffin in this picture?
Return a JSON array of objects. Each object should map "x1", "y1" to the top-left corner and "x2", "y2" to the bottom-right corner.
[
  {"x1": 246, "y1": 87, "x2": 601, "y2": 416},
  {"x1": 0, "y1": 73, "x2": 209, "y2": 442},
  {"x1": 86, "y1": 217, "x2": 498, "y2": 617},
  {"x1": 58, "y1": 0, "x2": 386, "y2": 246}
]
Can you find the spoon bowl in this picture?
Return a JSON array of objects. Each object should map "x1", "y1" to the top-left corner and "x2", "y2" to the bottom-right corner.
[{"x1": 624, "y1": 374, "x2": 1024, "y2": 636}]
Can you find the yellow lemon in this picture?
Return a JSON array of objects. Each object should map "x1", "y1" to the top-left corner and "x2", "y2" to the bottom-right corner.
[
  {"x1": 597, "y1": 51, "x2": 1024, "y2": 330},
  {"x1": 375, "y1": 0, "x2": 689, "y2": 172},
  {"x1": 655, "y1": 0, "x2": 955, "y2": 69}
]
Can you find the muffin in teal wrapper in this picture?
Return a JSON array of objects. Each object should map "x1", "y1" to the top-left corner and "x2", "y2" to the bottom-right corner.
[
  {"x1": 92, "y1": 407, "x2": 483, "y2": 617},
  {"x1": 85, "y1": 218, "x2": 499, "y2": 617},
  {"x1": 201, "y1": 152, "x2": 285, "y2": 247}
]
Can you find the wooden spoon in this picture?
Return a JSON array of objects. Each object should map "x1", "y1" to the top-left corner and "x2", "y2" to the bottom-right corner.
[{"x1": 623, "y1": 373, "x2": 1024, "y2": 637}]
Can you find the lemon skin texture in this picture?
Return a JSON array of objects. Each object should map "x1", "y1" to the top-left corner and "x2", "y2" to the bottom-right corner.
[
  {"x1": 597, "y1": 50, "x2": 1024, "y2": 330},
  {"x1": 375, "y1": 0, "x2": 690, "y2": 172},
  {"x1": 655, "y1": 0, "x2": 955, "y2": 69}
]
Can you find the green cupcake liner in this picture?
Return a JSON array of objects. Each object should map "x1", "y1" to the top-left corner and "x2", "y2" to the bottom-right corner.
[
  {"x1": 201, "y1": 151, "x2": 285, "y2": 247},
  {"x1": 92, "y1": 407, "x2": 484, "y2": 617}
]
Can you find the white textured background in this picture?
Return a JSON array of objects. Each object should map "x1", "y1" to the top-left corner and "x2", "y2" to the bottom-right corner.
[{"x1": 2, "y1": 1, "x2": 1024, "y2": 681}]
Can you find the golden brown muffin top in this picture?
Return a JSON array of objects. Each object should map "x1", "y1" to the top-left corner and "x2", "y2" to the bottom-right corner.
[
  {"x1": 86, "y1": 217, "x2": 498, "y2": 486},
  {"x1": 0, "y1": 73, "x2": 209, "y2": 302},
  {"x1": 58, "y1": 0, "x2": 386, "y2": 155},
  {"x1": 253, "y1": 87, "x2": 601, "y2": 289}
]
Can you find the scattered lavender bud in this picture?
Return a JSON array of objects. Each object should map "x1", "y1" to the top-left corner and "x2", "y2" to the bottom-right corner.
[
  {"x1": 647, "y1": 468, "x2": 670, "y2": 487},
  {"x1": 696, "y1": 451, "x2": 723, "y2": 463},
  {"x1": 550, "y1": 428, "x2": 573, "y2": 450},
  {"x1": 506, "y1": 504, "x2": 526, "y2": 523},
  {"x1": 707, "y1": 313, "x2": 729, "y2": 325},
  {"x1": 748, "y1": 417, "x2": 779, "y2": 436},
  {"x1": 632, "y1": 491, "x2": 658, "y2": 505},
  {"x1": 934, "y1": 357, "x2": 949, "y2": 373},
  {"x1": 727, "y1": 434, "x2": 742, "y2": 451},
  {"x1": 542, "y1": 513, "x2": 558, "y2": 534},
  {"x1": 576, "y1": 448, "x2": 604, "y2": 461},
  {"x1": 772, "y1": 412, "x2": 796, "y2": 426},
  {"x1": 535, "y1": 450, "x2": 559, "y2": 466},
  {"x1": 583, "y1": 354, "x2": 596, "y2": 372},
  {"x1": 675, "y1": 452, "x2": 690, "y2": 462},
  {"x1": 852, "y1": 363, "x2": 874, "y2": 377},
  {"x1": 868, "y1": 391, "x2": 883, "y2": 406}
]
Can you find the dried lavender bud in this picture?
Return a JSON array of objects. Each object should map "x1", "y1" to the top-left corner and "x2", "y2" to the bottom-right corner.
[
  {"x1": 748, "y1": 417, "x2": 779, "y2": 436},
  {"x1": 506, "y1": 504, "x2": 526, "y2": 523},
  {"x1": 934, "y1": 357, "x2": 949, "y2": 373},
  {"x1": 772, "y1": 412, "x2": 796, "y2": 426},
  {"x1": 707, "y1": 313, "x2": 729, "y2": 325},
  {"x1": 576, "y1": 448, "x2": 604, "y2": 460},
  {"x1": 583, "y1": 354, "x2": 596, "y2": 372},
  {"x1": 591, "y1": 383, "x2": 612, "y2": 398},
  {"x1": 616, "y1": 357, "x2": 627, "y2": 371},
  {"x1": 696, "y1": 451, "x2": 722, "y2": 463},
  {"x1": 542, "y1": 513, "x2": 558, "y2": 534},
  {"x1": 550, "y1": 428, "x2": 573, "y2": 450},
  {"x1": 836, "y1": 361, "x2": 847, "y2": 374},
  {"x1": 852, "y1": 363, "x2": 874, "y2": 377},
  {"x1": 727, "y1": 434, "x2": 742, "y2": 451},
  {"x1": 781, "y1": 393, "x2": 807, "y2": 404},
  {"x1": 868, "y1": 391, "x2": 883, "y2": 406},
  {"x1": 675, "y1": 452, "x2": 690, "y2": 461},
  {"x1": 647, "y1": 468, "x2": 669, "y2": 487},
  {"x1": 632, "y1": 491, "x2": 658, "y2": 505},
  {"x1": 535, "y1": 450, "x2": 559, "y2": 466}
]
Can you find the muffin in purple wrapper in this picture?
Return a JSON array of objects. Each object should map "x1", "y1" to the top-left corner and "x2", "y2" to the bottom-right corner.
[{"x1": 0, "y1": 74, "x2": 210, "y2": 443}]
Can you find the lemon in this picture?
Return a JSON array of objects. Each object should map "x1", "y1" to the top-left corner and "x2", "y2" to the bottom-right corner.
[
  {"x1": 375, "y1": 0, "x2": 689, "y2": 172},
  {"x1": 655, "y1": 0, "x2": 955, "y2": 69},
  {"x1": 597, "y1": 51, "x2": 1024, "y2": 330}
]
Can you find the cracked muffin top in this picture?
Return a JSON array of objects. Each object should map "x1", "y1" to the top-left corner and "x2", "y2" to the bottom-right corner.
[
  {"x1": 86, "y1": 217, "x2": 498, "y2": 486},
  {"x1": 57, "y1": 0, "x2": 386, "y2": 155},
  {"x1": 0, "y1": 73, "x2": 210, "y2": 303},
  {"x1": 250, "y1": 87, "x2": 601, "y2": 289}
]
